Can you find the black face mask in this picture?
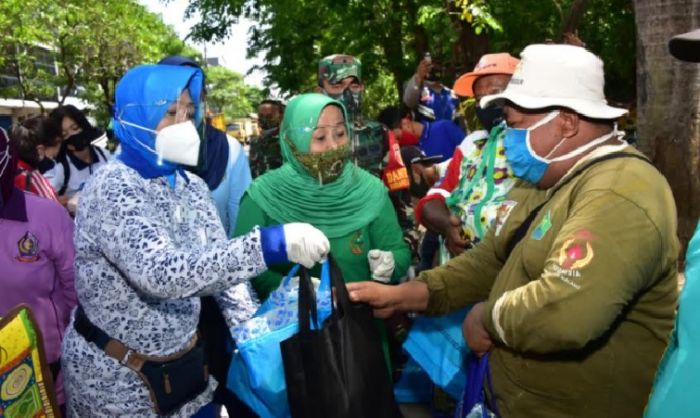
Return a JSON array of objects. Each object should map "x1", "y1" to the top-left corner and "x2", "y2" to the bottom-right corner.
[
  {"x1": 65, "y1": 129, "x2": 100, "y2": 152},
  {"x1": 259, "y1": 117, "x2": 279, "y2": 131},
  {"x1": 425, "y1": 69, "x2": 443, "y2": 83},
  {"x1": 475, "y1": 105, "x2": 504, "y2": 131},
  {"x1": 409, "y1": 170, "x2": 431, "y2": 198}
]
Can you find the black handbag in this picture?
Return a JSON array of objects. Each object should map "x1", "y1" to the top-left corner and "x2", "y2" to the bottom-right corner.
[{"x1": 281, "y1": 256, "x2": 402, "y2": 418}]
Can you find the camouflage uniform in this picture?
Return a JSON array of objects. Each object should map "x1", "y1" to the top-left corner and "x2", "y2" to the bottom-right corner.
[
  {"x1": 318, "y1": 55, "x2": 387, "y2": 178},
  {"x1": 248, "y1": 127, "x2": 283, "y2": 178}
]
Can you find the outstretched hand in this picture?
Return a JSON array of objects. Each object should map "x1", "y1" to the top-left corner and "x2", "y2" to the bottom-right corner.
[
  {"x1": 416, "y1": 58, "x2": 432, "y2": 83},
  {"x1": 347, "y1": 281, "x2": 399, "y2": 318},
  {"x1": 348, "y1": 280, "x2": 430, "y2": 318}
]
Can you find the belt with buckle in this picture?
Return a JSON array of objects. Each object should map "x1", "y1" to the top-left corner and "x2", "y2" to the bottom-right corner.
[{"x1": 73, "y1": 306, "x2": 197, "y2": 372}]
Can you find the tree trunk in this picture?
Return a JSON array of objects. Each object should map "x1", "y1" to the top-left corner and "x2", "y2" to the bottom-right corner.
[
  {"x1": 443, "y1": 0, "x2": 489, "y2": 77},
  {"x1": 380, "y1": 0, "x2": 406, "y2": 101},
  {"x1": 456, "y1": 19, "x2": 490, "y2": 75},
  {"x1": 405, "y1": 0, "x2": 429, "y2": 56},
  {"x1": 559, "y1": 0, "x2": 592, "y2": 37},
  {"x1": 100, "y1": 78, "x2": 113, "y2": 117},
  {"x1": 634, "y1": 0, "x2": 700, "y2": 261}
]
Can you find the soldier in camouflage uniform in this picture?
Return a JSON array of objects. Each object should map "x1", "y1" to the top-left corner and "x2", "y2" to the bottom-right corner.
[
  {"x1": 249, "y1": 99, "x2": 285, "y2": 178},
  {"x1": 318, "y1": 54, "x2": 387, "y2": 178}
]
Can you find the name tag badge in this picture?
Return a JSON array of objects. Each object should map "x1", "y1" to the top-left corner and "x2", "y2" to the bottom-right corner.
[{"x1": 174, "y1": 205, "x2": 185, "y2": 224}]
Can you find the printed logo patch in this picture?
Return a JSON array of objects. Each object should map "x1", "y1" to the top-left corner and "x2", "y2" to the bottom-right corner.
[
  {"x1": 531, "y1": 210, "x2": 552, "y2": 240},
  {"x1": 16, "y1": 231, "x2": 40, "y2": 263},
  {"x1": 494, "y1": 201, "x2": 518, "y2": 237}
]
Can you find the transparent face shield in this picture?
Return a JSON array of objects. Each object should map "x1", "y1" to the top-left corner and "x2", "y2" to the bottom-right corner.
[
  {"x1": 114, "y1": 96, "x2": 199, "y2": 165},
  {"x1": 195, "y1": 94, "x2": 208, "y2": 169}
]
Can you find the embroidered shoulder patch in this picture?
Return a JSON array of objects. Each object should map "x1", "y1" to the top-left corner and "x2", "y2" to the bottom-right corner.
[
  {"x1": 531, "y1": 210, "x2": 552, "y2": 240},
  {"x1": 494, "y1": 200, "x2": 518, "y2": 237},
  {"x1": 16, "y1": 231, "x2": 40, "y2": 263}
]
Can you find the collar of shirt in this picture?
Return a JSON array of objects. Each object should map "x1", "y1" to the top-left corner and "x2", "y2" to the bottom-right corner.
[
  {"x1": 0, "y1": 187, "x2": 28, "y2": 222},
  {"x1": 550, "y1": 141, "x2": 630, "y2": 194},
  {"x1": 164, "y1": 168, "x2": 191, "y2": 189},
  {"x1": 67, "y1": 146, "x2": 101, "y2": 170}
]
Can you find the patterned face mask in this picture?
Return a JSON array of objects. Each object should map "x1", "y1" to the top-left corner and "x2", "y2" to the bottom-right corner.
[{"x1": 286, "y1": 137, "x2": 351, "y2": 184}]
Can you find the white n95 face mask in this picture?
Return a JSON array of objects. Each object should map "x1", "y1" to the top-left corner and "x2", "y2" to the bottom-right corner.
[
  {"x1": 155, "y1": 120, "x2": 201, "y2": 166},
  {"x1": 118, "y1": 118, "x2": 201, "y2": 166}
]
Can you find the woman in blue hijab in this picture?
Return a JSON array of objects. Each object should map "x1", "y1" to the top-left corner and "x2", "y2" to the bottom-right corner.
[{"x1": 60, "y1": 64, "x2": 329, "y2": 417}]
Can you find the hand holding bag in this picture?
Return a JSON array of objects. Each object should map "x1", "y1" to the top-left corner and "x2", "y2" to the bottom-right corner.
[
  {"x1": 227, "y1": 264, "x2": 331, "y2": 418},
  {"x1": 281, "y1": 255, "x2": 402, "y2": 418}
]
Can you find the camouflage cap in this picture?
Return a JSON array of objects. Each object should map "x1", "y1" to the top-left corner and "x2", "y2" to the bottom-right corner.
[{"x1": 318, "y1": 54, "x2": 362, "y2": 85}]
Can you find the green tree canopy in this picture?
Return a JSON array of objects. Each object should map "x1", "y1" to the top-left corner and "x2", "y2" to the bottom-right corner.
[
  {"x1": 0, "y1": 0, "x2": 199, "y2": 124},
  {"x1": 205, "y1": 65, "x2": 263, "y2": 119},
  {"x1": 184, "y1": 0, "x2": 636, "y2": 115}
]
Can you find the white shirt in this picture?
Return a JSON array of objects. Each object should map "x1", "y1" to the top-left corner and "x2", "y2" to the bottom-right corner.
[{"x1": 44, "y1": 145, "x2": 110, "y2": 198}]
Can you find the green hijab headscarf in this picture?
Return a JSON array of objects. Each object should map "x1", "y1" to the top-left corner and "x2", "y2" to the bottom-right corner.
[{"x1": 246, "y1": 93, "x2": 387, "y2": 238}]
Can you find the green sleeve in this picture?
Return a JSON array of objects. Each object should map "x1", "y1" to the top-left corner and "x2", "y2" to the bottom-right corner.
[
  {"x1": 482, "y1": 192, "x2": 671, "y2": 353},
  {"x1": 368, "y1": 194, "x2": 411, "y2": 283},
  {"x1": 233, "y1": 193, "x2": 289, "y2": 301},
  {"x1": 417, "y1": 223, "x2": 503, "y2": 315}
]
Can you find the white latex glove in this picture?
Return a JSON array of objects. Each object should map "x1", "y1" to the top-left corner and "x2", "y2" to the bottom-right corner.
[
  {"x1": 283, "y1": 223, "x2": 330, "y2": 268},
  {"x1": 368, "y1": 249, "x2": 395, "y2": 283}
]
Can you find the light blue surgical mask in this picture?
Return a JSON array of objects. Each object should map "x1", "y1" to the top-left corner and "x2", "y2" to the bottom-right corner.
[{"x1": 503, "y1": 110, "x2": 620, "y2": 184}]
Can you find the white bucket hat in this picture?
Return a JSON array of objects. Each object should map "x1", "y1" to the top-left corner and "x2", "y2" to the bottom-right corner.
[{"x1": 481, "y1": 44, "x2": 627, "y2": 120}]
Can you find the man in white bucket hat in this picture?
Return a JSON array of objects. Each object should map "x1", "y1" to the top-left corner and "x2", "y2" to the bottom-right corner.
[{"x1": 347, "y1": 44, "x2": 679, "y2": 417}]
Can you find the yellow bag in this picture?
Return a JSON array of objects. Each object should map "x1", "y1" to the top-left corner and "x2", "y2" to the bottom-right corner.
[{"x1": 0, "y1": 305, "x2": 60, "y2": 418}]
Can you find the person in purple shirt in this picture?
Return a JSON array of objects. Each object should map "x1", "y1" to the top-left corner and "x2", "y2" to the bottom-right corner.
[{"x1": 0, "y1": 126, "x2": 77, "y2": 411}]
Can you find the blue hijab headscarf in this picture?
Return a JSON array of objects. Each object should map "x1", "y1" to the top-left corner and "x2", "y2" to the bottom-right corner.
[
  {"x1": 158, "y1": 55, "x2": 230, "y2": 191},
  {"x1": 113, "y1": 64, "x2": 204, "y2": 180}
]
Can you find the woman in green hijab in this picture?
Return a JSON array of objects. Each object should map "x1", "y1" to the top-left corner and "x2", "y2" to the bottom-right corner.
[
  {"x1": 235, "y1": 94, "x2": 410, "y2": 366},
  {"x1": 235, "y1": 93, "x2": 409, "y2": 299}
]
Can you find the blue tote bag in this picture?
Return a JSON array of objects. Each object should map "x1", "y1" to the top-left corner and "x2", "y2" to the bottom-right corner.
[
  {"x1": 645, "y1": 222, "x2": 700, "y2": 417},
  {"x1": 454, "y1": 354, "x2": 498, "y2": 418},
  {"x1": 403, "y1": 307, "x2": 472, "y2": 400},
  {"x1": 227, "y1": 263, "x2": 332, "y2": 418}
]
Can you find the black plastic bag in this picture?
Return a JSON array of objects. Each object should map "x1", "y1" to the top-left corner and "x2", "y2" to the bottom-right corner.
[{"x1": 281, "y1": 256, "x2": 402, "y2": 418}]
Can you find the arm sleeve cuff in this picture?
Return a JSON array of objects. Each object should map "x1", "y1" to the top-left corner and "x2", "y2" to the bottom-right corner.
[
  {"x1": 260, "y1": 224, "x2": 289, "y2": 266},
  {"x1": 414, "y1": 274, "x2": 449, "y2": 316},
  {"x1": 415, "y1": 193, "x2": 446, "y2": 226},
  {"x1": 483, "y1": 297, "x2": 505, "y2": 345}
]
